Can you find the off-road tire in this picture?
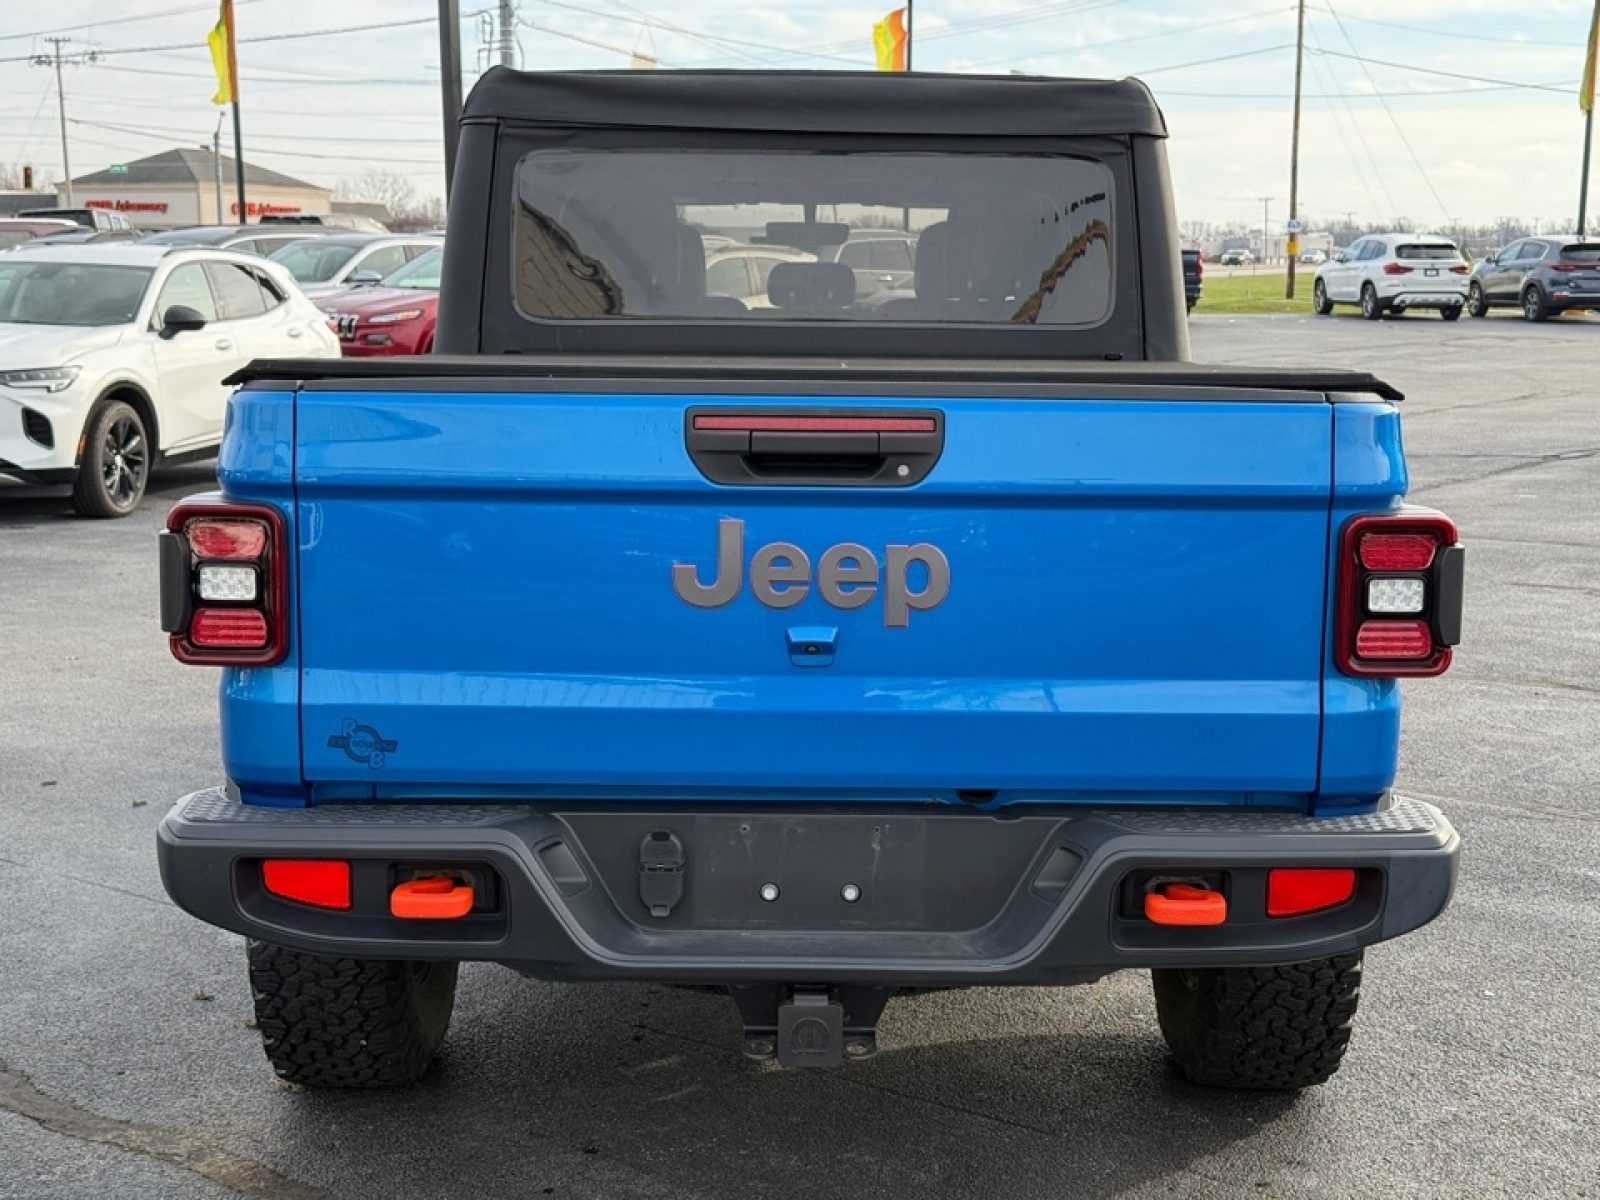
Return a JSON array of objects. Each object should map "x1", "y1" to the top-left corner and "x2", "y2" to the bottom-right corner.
[
  {"x1": 1359, "y1": 284, "x2": 1382, "y2": 321},
  {"x1": 1467, "y1": 282, "x2": 1489, "y2": 317},
  {"x1": 247, "y1": 940, "x2": 459, "y2": 1089},
  {"x1": 71, "y1": 400, "x2": 149, "y2": 518},
  {"x1": 1522, "y1": 286, "x2": 1549, "y2": 323},
  {"x1": 1311, "y1": 279, "x2": 1333, "y2": 315},
  {"x1": 1440, "y1": 305, "x2": 1462, "y2": 321},
  {"x1": 1151, "y1": 952, "x2": 1362, "y2": 1090}
]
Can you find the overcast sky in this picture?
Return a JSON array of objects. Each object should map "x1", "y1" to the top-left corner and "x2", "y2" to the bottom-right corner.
[{"x1": 2, "y1": 0, "x2": 1595, "y2": 229}]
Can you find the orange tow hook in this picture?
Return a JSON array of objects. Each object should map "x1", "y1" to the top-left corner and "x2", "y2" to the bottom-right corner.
[
  {"x1": 390, "y1": 876, "x2": 475, "y2": 919},
  {"x1": 1144, "y1": 882, "x2": 1227, "y2": 927}
]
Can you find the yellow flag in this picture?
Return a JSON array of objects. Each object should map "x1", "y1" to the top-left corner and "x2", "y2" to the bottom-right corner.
[
  {"x1": 1582, "y1": 0, "x2": 1598, "y2": 114},
  {"x1": 207, "y1": 4, "x2": 233, "y2": 106},
  {"x1": 873, "y1": 8, "x2": 908, "y2": 73}
]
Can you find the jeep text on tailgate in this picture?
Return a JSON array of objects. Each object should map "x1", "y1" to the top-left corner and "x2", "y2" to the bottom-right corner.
[{"x1": 156, "y1": 69, "x2": 1462, "y2": 1091}]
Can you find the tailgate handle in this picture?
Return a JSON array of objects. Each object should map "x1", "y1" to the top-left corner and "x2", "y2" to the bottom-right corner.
[{"x1": 686, "y1": 409, "x2": 943, "y2": 488}]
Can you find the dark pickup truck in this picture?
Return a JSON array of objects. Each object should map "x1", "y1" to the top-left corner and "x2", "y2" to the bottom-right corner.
[{"x1": 158, "y1": 69, "x2": 1462, "y2": 1092}]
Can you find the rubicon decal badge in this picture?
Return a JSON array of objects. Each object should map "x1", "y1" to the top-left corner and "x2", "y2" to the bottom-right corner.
[
  {"x1": 672, "y1": 518, "x2": 950, "y2": 627},
  {"x1": 328, "y1": 719, "x2": 399, "y2": 770}
]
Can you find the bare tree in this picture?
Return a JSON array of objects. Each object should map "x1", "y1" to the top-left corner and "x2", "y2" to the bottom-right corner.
[{"x1": 338, "y1": 169, "x2": 417, "y2": 216}]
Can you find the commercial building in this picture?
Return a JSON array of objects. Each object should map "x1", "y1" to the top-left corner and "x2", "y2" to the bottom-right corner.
[{"x1": 56, "y1": 149, "x2": 333, "y2": 230}]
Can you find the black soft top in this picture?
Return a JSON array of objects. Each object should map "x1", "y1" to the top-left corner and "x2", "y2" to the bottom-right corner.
[{"x1": 462, "y1": 67, "x2": 1168, "y2": 139}]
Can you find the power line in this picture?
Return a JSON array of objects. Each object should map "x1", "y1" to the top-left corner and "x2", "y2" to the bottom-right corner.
[
  {"x1": 963, "y1": 4, "x2": 1296, "y2": 70},
  {"x1": 1318, "y1": 4, "x2": 1455, "y2": 222},
  {"x1": 0, "y1": 0, "x2": 268, "y2": 44},
  {"x1": 1312, "y1": 9, "x2": 1577, "y2": 50},
  {"x1": 1134, "y1": 43, "x2": 1297, "y2": 76},
  {"x1": 1305, "y1": 26, "x2": 1393, "y2": 216},
  {"x1": 1311, "y1": 47, "x2": 1578, "y2": 95},
  {"x1": 68, "y1": 117, "x2": 444, "y2": 165}
]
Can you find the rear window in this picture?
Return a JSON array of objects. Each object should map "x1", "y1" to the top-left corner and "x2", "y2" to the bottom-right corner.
[
  {"x1": 1396, "y1": 244, "x2": 1459, "y2": 261},
  {"x1": 513, "y1": 150, "x2": 1115, "y2": 325},
  {"x1": 1560, "y1": 245, "x2": 1600, "y2": 263}
]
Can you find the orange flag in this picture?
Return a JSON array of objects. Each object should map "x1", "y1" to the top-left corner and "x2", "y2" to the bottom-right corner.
[{"x1": 874, "y1": 8, "x2": 908, "y2": 73}]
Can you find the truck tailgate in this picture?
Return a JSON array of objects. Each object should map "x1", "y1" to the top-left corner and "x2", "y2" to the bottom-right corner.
[{"x1": 292, "y1": 384, "x2": 1333, "y2": 802}]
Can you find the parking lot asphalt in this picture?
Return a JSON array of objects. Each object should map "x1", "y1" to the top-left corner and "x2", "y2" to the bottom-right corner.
[{"x1": 2, "y1": 311, "x2": 1597, "y2": 1200}]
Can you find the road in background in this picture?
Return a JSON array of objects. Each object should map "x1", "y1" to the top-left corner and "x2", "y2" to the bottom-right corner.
[{"x1": 2, "y1": 314, "x2": 1597, "y2": 1198}]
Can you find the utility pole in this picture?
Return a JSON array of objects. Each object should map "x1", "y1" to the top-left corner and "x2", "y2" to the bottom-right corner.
[
  {"x1": 1285, "y1": 0, "x2": 1307, "y2": 299},
  {"x1": 905, "y1": 0, "x2": 914, "y2": 71},
  {"x1": 499, "y1": 0, "x2": 517, "y2": 66},
  {"x1": 31, "y1": 38, "x2": 99, "y2": 208},
  {"x1": 439, "y1": 0, "x2": 464, "y2": 200},
  {"x1": 1259, "y1": 196, "x2": 1272, "y2": 267},
  {"x1": 211, "y1": 113, "x2": 225, "y2": 224}
]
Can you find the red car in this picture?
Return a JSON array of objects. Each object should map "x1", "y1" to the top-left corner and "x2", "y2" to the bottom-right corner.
[{"x1": 315, "y1": 248, "x2": 441, "y2": 355}]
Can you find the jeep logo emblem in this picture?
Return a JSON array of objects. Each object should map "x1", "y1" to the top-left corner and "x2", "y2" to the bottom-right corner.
[{"x1": 672, "y1": 518, "x2": 950, "y2": 627}]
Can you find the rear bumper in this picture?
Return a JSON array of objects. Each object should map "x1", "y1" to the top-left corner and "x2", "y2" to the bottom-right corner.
[
  {"x1": 1381, "y1": 286, "x2": 1467, "y2": 308},
  {"x1": 157, "y1": 789, "x2": 1458, "y2": 986}
]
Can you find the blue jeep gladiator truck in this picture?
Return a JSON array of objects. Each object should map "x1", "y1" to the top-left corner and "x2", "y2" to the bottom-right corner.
[{"x1": 157, "y1": 68, "x2": 1463, "y2": 1091}]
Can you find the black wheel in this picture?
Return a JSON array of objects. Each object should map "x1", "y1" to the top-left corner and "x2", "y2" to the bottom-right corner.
[
  {"x1": 1440, "y1": 305, "x2": 1462, "y2": 321},
  {"x1": 1467, "y1": 281, "x2": 1489, "y2": 317},
  {"x1": 247, "y1": 940, "x2": 459, "y2": 1089},
  {"x1": 1311, "y1": 278, "x2": 1333, "y2": 315},
  {"x1": 1522, "y1": 286, "x2": 1549, "y2": 322},
  {"x1": 1152, "y1": 953, "x2": 1362, "y2": 1090},
  {"x1": 71, "y1": 400, "x2": 149, "y2": 518},
  {"x1": 1359, "y1": 284, "x2": 1382, "y2": 321}
]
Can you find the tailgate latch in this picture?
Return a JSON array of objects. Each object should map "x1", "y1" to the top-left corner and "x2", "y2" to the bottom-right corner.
[{"x1": 639, "y1": 829, "x2": 686, "y2": 918}]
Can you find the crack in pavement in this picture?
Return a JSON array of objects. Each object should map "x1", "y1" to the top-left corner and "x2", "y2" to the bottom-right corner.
[
  {"x1": 1410, "y1": 446, "x2": 1600, "y2": 496},
  {"x1": 0, "y1": 1060, "x2": 329, "y2": 1200}
]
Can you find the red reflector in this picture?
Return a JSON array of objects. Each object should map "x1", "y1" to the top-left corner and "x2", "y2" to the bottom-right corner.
[
  {"x1": 262, "y1": 860, "x2": 351, "y2": 910},
  {"x1": 1355, "y1": 620, "x2": 1433, "y2": 659},
  {"x1": 693, "y1": 415, "x2": 936, "y2": 433},
  {"x1": 190, "y1": 608, "x2": 269, "y2": 648},
  {"x1": 1359, "y1": 532, "x2": 1437, "y2": 570},
  {"x1": 185, "y1": 518, "x2": 267, "y2": 560},
  {"x1": 1267, "y1": 868, "x2": 1356, "y2": 917}
]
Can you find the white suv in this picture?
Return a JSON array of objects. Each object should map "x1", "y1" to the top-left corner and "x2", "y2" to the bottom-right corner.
[
  {"x1": 0, "y1": 244, "x2": 339, "y2": 516},
  {"x1": 1312, "y1": 233, "x2": 1469, "y2": 321}
]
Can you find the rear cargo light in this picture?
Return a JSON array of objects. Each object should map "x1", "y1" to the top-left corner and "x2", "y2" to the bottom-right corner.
[
  {"x1": 262, "y1": 860, "x2": 351, "y2": 910},
  {"x1": 692, "y1": 414, "x2": 937, "y2": 433},
  {"x1": 161, "y1": 502, "x2": 288, "y2": 666},
  {"x1": 1267, "y1": 869, "x2": 1356, "y2": 917},
  {"x1": 1335, "y1": 511, "x2": 1463, "y2": 678},
  {"x1": 1383, "y1": 262, "x2": 1414, "y2": 275},
  {"x1": 190, "y1": 608, "x2": 269, "y2": 648}
]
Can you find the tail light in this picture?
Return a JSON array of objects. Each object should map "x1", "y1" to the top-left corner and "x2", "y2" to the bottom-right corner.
[
  {"x1": 1549, "y1": 261, "x2": 1586, "y2": 272},
  {"x1": 1449, "y1": 265, "x2": 1470, "y2": 274},
  {"x1": 1382, "y1": 262, "x2": 1413, "y2": 275},
  {"x1": 160, "y1": 501, "x2": 288, "y2": 666},
  {"x1": 1335, "y1": 511, "x2": 1464, "y2": 677}
]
